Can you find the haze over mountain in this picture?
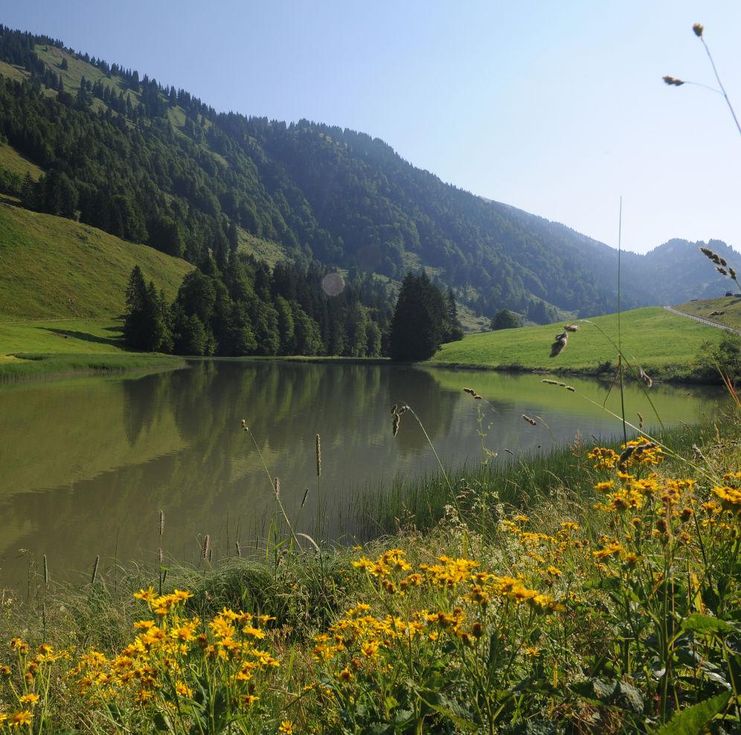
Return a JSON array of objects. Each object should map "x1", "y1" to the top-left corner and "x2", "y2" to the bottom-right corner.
[{"x1": 0, "y1": 24, "x2": 737, "y2": 323}]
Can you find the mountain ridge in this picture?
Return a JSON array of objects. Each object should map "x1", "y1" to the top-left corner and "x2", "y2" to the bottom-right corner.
[{"x1": 0, "y1": 23, "x2": 736, "y2": 323}]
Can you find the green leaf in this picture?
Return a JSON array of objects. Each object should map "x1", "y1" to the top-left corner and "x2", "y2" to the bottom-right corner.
[
  {"x1": 654, "y1": 691, "x2": 731, "y2": 735},
  {"x1": 681, "y1": 614, "x2": 734, "y2": 636}
]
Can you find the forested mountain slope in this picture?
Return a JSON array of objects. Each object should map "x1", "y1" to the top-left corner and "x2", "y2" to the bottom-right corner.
[{"x1": 0, "y1": 24, "x2": 736, "y2": 323}]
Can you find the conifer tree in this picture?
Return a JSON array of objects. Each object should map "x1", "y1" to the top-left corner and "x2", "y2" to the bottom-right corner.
[{"x1": 389, "y1": 272, "x2": 444, "y2": 362}]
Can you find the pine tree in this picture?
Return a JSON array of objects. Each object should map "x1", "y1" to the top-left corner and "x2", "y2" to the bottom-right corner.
[
  {"x1": 123, "y1": 266, "x2": 149, "y2": 349},
  {"x1": 444, "y1": 287, "x2": 464, "y2": 342},
  {"x1": 389, "y1": 272, "x2": 444, "y2": 362}
]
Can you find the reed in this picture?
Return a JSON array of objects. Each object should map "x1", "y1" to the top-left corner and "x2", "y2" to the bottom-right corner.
[
  {"x1": 241, "y1": 419, "x2": 301, "y2": 549},
  {"x1": 315, "y1": 433, "x2": 322, "y2": 538},
  {"x1": 158, "y1": 509, "x2": 165, "y2": 594}
]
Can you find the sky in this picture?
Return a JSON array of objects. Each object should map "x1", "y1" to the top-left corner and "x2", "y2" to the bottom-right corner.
[{"x1": 2, "y1": 1, "x2": 739, "y2": 254}]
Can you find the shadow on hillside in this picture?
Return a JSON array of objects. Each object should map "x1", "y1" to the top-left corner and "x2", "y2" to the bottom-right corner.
[{"x1": 44, "y1": 328, "x2": 122, "y2": 348}]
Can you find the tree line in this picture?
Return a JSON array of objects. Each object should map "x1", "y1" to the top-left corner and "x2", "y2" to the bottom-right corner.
[{"x1": 124, "y1": 261, "x2": 463, "y2": 361}]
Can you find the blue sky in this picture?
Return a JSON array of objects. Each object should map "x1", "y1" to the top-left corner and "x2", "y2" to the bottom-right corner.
[{"x1": 3, "y1": 1, "x2": 739, "y2": 253}]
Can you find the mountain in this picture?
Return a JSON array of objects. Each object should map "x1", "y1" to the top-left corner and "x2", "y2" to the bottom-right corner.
[
  {"x1": 634, "y1": 239, "x2": 740, "y2": 303},
  {"x1": 0, "y1": 24, "x2": 736, "y2": 324}
]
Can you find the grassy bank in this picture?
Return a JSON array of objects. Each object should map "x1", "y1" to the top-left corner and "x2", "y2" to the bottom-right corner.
[
  {"x1": 0, "y1": 352, "x2": 186, "y2": 381},
  {"x1": 431, "y1": 307, "x2": 728, "y2": 381},
  {"x1": 0, "y1": 318, "x2": 184, "y2": 380},
  {"x1": 0, "y1": 203, "x2": 193, "y2": 380},
  {"x1": 1, "y1": 413, "x2": 738, "y2": 733}
]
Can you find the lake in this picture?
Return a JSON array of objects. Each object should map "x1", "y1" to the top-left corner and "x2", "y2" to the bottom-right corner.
[{"x1": 0, "y1": 361, "x2": 725, "y2": 590}]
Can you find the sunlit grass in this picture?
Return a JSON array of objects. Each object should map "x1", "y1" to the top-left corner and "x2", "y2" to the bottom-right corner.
[
  {"x1": 0, "y1": 204, "x2": 192, "y2": 321},
  {"x1": 673, "y1": 295, "x2": 741, "y2": 331},
  {"x1": 433, "y1": 307, "x2": 727, "y2": 378}
]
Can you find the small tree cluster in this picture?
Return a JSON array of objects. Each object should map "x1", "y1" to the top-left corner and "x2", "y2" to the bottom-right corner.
[
  {"x1": 490, "y1": 308, "x2": 522, "y2": 330},
  {"x1": 389, "y1": 272, "x2": 463, "y2": 362},
  {"x1": 123, "y1": 266, "x2": 172, "y2": 352}
]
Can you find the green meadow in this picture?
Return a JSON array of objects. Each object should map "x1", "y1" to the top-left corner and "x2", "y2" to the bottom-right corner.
[
  {"x1": 432, "y1": 306, "x2": 726, "y2": 378},
  {"x1": 0, "y1": 205, "x2": 191, "y2": 377}
]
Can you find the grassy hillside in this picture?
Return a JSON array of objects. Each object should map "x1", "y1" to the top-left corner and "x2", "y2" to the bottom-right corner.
[
  {"x1": 0, "y1": 203, "x2": 192, "y2": 320},
  {"x1": 673, "y1": 295, "x2": 741, "y2": 331},
  {"x1": 0, "y1": 141, "x2": 43, "y2": 180},
  {"x1": 0, "y1": 318, "x2": 131, "y2": 356},
  {"x1": 0, "y1": 59, "x2": 28, "y2": 82},
  {"x1": 432, "y1": 306, "x2": 726, "y2": 377}
]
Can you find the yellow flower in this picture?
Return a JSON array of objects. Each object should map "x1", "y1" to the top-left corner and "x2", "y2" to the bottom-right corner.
[
  {"x1": 19, "y1": 693, "x2": 39, "y2": 706},
  {"x1": 175, "y1": 681, "x2": 193, "y2": 698},
  {"x1": 236, "y1": 661, "x2": 257, "y2": 681},
  {"x1": 713, "y1": 485, "x2": 741, "y2": 513},
  {"x1": 171, "y1": 619, "x2": 200, "y2": 643},
  {"x1": 278, "y1": 721, "x2": 294, "y2": 734},
  {"x1": 593, "y1": 542, "x2": 625, "y2": 560},
  {"x1": 242, "y1": 625, "x2": 266, "y2": 639},
  {"x1": 10, "y1": 638, "x2": 29, "y2": 654},
  {"x1": 8, "y1": 710, "x2": 33, "y2": 728},
  {"x1": 133, "y1": 586, "x2": 156, "y2": 602},
  {"x1": 209, "y1": 616, "x2": 236, "y2": 640},
  {"x1": 587, "y1": 447, "x2": 619, "y2": 470},
  {"x1": 361, "y1": 640, "x2": 380, "y2": 657}
]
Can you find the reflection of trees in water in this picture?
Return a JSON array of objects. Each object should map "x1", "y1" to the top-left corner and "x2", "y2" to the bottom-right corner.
[
  {"x1": 1, "y1": 362, "x2": 465, "y2": 587},
  {"x1": 388, "y1": 367, "x2": 457, "y2": 453},
  {"x1": 3, "y1": 362, "x2": 722, "y2": 591},
  {"x1": 122, "y1": 372, "x2": 172, "y2": 446}
]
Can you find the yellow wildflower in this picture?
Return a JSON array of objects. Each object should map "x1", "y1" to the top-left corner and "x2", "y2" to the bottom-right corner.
[
  {"x1": 175, "y1": 681, "x2": 193, "y2": 698},
  {"x1": 8, "y1": 710, "x2": 33, "y2": 728}
]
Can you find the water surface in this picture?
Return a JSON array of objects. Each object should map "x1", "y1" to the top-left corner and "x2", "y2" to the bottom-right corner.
[{"x1": 0, "y1": 361, "x2": 724, "y2": 589}]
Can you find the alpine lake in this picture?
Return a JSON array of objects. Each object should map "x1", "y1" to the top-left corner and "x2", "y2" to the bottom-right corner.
[{"x1": 0, "y1": 360, "x2": 725, "y2": 591}]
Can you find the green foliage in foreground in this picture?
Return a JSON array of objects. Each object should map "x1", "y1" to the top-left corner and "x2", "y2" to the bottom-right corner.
[
  {"x1": 433, "y1": 307, "x2": 728, "y2": 379},
  {"x1": 1, "y1": 416, "x2": 738, "y2": 733}
]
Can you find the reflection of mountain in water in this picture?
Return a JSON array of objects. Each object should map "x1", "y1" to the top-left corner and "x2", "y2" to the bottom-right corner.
[{"x1": 0, "y1": 362, "x2": 724, "y2": 589}]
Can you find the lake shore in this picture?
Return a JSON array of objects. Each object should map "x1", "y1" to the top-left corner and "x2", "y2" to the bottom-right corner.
[
  {"x1": 1, "y1": 413, "x2": 737, "y2": 732},
  {"x1": 2, "y1": 303, "x2": 735, "y2": 384},
  {"x1": 0, "y1": 351, "x2": 187, "y2": 382}
]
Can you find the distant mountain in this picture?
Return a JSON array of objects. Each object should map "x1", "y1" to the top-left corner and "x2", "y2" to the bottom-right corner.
[
  {"x1": 0, "y1": 24, "x2": 735, "y2": 323},
  {"x1": 631, "y1": 239, "x2": 740, "y2": 303}
]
